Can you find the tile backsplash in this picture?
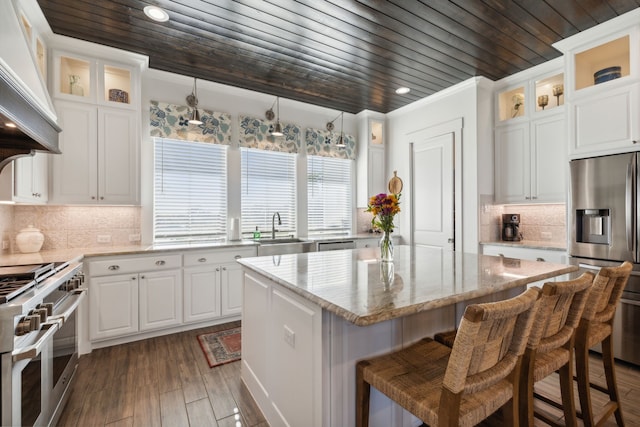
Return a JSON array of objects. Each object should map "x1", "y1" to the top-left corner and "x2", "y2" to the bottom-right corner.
[
  {"x1": 7, "y1": 205, "x2": 141, "y2": 252},
  {"x1": 479, "y1": 197, "x2": 566, "y2": 244}
]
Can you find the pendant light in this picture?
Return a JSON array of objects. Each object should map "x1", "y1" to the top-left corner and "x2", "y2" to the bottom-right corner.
[
  {"x1": 326, "y1": 112, "x2": 345, "y2": 147},
  {"x1": 186, "y1": 78, "x2": 202, "y2": 125},
  {"x1": 270, "y1": 97, "x2": 284, "y2": 136},
  {"x1": 336, "y1": 112, "x2": 345, "y2": 147}
]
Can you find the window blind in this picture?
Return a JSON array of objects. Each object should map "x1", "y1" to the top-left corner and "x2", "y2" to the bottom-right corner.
[
  {"x1": 307, "y1": 155, "x2": 353, "y2": 235},
  {"x1": 154, "y1": 138, "x2": 227, "y2": 242},
  {"x1": 241, "y1": 148, "x2": 296, "y2": 236}
]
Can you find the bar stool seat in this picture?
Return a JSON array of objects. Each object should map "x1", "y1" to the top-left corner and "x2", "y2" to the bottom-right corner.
[{"x1": 356, "y1": 287, "x2": 541, "y2": 427}]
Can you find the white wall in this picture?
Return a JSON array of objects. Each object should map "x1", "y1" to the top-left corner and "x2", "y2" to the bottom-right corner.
[
  {"x1": 385, "y1": 77, "x2": 493, "y2": 253},
  {"x1": 140, "y1": 69, "x2": 359, "y2": 243}
]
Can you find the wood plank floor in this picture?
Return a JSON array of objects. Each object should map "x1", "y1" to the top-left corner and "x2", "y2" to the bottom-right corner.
[{"x1": 58, "y1": 321, "x2": 639, "y2": 427}]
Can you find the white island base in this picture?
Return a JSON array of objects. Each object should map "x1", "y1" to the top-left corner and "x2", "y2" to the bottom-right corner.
[
  {"x1": 241, "y1": 270, "x2": 508, "y2": 427},
  {"x1": 238, "y1": 247, "x2": 577, "y2": 427}
]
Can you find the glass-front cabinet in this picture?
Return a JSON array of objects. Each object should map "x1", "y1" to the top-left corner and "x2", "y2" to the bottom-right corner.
[
  {"x1": 53, "y1": 51, "x2": 136, "y2": 109},
  {"x1": 553, "y1": 9, "x2": 640, "y2": 158}
]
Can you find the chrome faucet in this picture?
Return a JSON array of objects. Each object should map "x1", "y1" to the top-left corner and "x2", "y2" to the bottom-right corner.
[{"x1": 272, "y1": 212, "x2": 281, "y2": 239}]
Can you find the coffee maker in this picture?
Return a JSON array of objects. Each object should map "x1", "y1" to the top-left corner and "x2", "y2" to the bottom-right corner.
[{"x1": 502, "y1": 213, "x2": 521, "y2": 241}]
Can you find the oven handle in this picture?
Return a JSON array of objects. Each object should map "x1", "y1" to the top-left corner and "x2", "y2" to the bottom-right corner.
[
  {"x1": 48, "y1": 288, "x2": 86, "y2": 324},
  {"x1": 12, "y1": 321, "x2": 59, "y2": 362}
]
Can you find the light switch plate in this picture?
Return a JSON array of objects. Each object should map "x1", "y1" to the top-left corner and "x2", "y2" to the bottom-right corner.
[{"x1": 284, "y1": 325, "x2": 295, "y2": 348}]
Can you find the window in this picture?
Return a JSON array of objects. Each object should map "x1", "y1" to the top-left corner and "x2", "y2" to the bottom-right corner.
[
  {"x1": 307, "y1": 156, "x2": 352, "y2": 235},
  {"x1": 241, "y1": 148, "x2": 296, "y2": 236},
  {"x1": 154, "y1": 138, "x2": 227, "y2": 242}
]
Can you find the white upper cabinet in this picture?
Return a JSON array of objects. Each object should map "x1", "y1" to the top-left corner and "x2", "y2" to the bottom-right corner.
[
  {"x1": 356, "y1": 112, "x2": 386, "y2": 207},
  {"x1": 49, "y1": 48, "x2": 143, "y2": 204},
  {"x1": 553, "y1": 9, "x2": 640, "y2": 158},
  {"x1": 494, "y1": 59, "x2": 566, "y2": 204}
]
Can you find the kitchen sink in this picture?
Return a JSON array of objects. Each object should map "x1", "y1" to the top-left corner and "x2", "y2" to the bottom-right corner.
[{"x1": 257, "y1": 238, "x2": 315, "y2": 256}]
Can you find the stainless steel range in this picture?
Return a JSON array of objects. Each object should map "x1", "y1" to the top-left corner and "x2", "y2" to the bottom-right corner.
[{"x1": 0, "y1": 261, "x2": 85, "y2": 426}]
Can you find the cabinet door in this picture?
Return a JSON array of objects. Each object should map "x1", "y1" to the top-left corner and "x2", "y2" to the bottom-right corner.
[
  {"x1": 221, "y1": 262, "x2": 243, "y2": 316},
  {"x1": 51, "y1": 101, "x2": 98, "y2": 203},
  {"x1": 571, "y1": 83, "x2": 639, "y2": 157},
  {"x1": 367, "y1": 147, "x2": 385, "y2": 199},
  {"x1": 12, "y1": 153, "x2": 48, "y2": 203},
  {"x1": 89, "y1": 273, "x2": 138, "y2": 341},
  {"x1": 139, "y1": 269, "x2": 182, "y2": 331},
  {"x1": 98, "y1": 107, "x2": 139, "y2": 204},
  {"x1": 531, "y1": 114, "x2": 566, "y2": 203},
  {"x1": 183, "y1": 265, "x2": 221, "y2": 323},
  {"x1": 495, "y1": 123, "x2": 530, "y2": 203}
]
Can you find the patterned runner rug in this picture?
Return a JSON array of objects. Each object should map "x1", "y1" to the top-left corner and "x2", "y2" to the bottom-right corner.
[{"x1": 197, "y1": 326, "x2": 241, "y2": 368}]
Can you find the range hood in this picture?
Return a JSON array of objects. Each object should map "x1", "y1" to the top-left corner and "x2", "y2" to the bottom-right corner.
[{"x1": 0, "y1": 1, "x2": 61, "y2": 171}]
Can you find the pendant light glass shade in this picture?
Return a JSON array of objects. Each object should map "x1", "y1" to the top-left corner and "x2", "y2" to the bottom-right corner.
[
  {"x1": 189, "y1": 108, "x2": 202, "y2": 125},
  {"x1": 270, "y1": 97, "x2": 284, "y2": 136}
]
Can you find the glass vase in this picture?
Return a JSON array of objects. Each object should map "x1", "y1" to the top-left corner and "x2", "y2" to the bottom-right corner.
[{"x1": 379, "y1": 230, "x2": 394, "y2": 262}]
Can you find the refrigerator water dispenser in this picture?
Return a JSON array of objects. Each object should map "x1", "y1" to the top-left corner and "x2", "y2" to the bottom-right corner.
[{"x1": 576, "y1": 209, "x2": 610, "y2": 245}]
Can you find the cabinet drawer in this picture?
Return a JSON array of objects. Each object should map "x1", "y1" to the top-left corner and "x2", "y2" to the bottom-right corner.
[
  {"x1": 482, "y1": 245, "x2": 566, "y2": 263},
  {"x1": 89, "y1": 254, "x2": 182, "y2": 276},
  {"x1": 184, "y1": 247, "x2": 257, "y2": 267}
]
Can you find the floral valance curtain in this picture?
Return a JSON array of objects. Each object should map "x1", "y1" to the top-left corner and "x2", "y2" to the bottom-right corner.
[
  {"x1": 150, "y1": 101, "x2": 232, "y2": 144},
  {"x1": 306, "y1": 128, "x2": 356, "y2": 160},
  {"x1": 238, "y1": 115, "x2": 301, "y2": 153}
]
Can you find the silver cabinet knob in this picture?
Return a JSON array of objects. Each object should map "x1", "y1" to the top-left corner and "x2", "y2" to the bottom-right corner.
[
  {"x1": 198, "y1": 257, "x2": 207, "y2": 263},
  {"x1": 108, "y1": 265, "x2": 120, "y2": 271},
  {"x1": 155, "y1": 260, "x2": 166, "y2": 266}
]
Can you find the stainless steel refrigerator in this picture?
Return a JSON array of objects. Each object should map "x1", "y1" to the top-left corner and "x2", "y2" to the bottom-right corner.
[{"x1": 570, "y1": 152, "x2": 640, "y2": 366}]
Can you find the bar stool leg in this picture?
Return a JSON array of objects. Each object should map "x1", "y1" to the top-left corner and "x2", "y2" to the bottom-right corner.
[
  {"x1": 576, "y1": 341, "x2": 595, "y2": 427},
  {"x1": 356, "y1": 361, "x2": 371, "y2": 427},
  {"x1": 558, "y1": 352, "x2": 578, "y2": 427},
  {"x1": 601, "y1": 335, "x2": 625, "y2": 426}
]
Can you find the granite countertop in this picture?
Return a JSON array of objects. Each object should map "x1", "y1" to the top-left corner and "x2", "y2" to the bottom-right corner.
[
  {"x1": 480, "y1": 240, "x2": 567, "y2": 251},
  {"x1": 237, "y1": 245, "x2": 578, "y2": 326},
  {"x1": 0, "y1": 234, "x2": 390, "y2": 267}
]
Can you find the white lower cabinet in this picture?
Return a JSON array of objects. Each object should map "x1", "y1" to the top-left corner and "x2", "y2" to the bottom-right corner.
[
  {"x1": 482, "y1": 244, "x2": 567, "y2": 288},
  {"x1": 183, "y1": 247, "x2": 256, "y2": 322},
  {"x1": 88, "y1": 253, "x2": 181, "y2": 341},
  {"x1": 89, "y1": 273, "x2": 139, "y2": 340},
  {"x1": 355, "y1": 237, "x2": 379, "y2": 249},
  {"x1": 139, "y1": 270, "x2": 182, "y2": 331}
]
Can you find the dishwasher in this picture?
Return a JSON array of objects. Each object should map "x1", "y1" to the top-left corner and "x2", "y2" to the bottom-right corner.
[{"x1": 317, "y1": 240, "x2": 356, "y2": 251}]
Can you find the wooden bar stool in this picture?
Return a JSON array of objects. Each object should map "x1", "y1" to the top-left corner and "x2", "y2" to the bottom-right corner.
[
  {"x1": 574, "y1": 261, "x2": 632, "y2": 427},
  {"x1": 520, "y1": 272, "x2": 594, "y2": 427},
  {"x1": 355, "y1": 287, "x2": 541, "y2": 427}
]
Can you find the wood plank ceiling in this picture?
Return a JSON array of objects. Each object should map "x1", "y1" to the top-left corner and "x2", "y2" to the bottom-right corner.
[{"x1": 37, "y1": 0, "x2": 640, "y2": 114}]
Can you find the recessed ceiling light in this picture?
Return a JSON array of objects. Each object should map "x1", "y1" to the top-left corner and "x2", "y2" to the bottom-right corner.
[
  {"x1": 5, "y1": 122, "x2": 16, "y2": 128},
  {"x1": 395, "y1": 87, "x2": 410, "y2": 95},
  {"x1": 144, "y1": 6, "x2": 169, "y2": 22}
]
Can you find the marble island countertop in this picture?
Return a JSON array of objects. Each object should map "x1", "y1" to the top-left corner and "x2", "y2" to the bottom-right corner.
[{"x1": 237, "y1": 245, "x2": 578, "y2": 326}]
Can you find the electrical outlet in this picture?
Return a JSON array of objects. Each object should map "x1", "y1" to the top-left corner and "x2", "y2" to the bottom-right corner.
[
  {"x1": 97, "y1": 234, "x2": 111, "y2": 243},
  {"x1": 129, "y1": 233, "x2": 141, "y2": 242},
  {"x1": 284, "y1": 325, "x2": 295, "y2": 348},
  {"x1": 540, "y1": 232, "x2": 552, "y2": 240}
]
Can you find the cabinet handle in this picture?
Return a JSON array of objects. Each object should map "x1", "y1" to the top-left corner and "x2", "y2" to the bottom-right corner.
[
  {"x1": 525, "y1": 196, "x2": 531, "y2": 200},
  {"x1": 141, "y1": 275, "x2": 145, "y2": 279},
  {"x1": 108, "y1": 265, "x2": 120, "y2": 271},
  {"x1": 532, "y1": 196, "x2": 538, "y2": 200},
  {"x1": 155, "y1": 260, "x2": 166, "y2": 266},
  {"x1": 198, "y1": 257, "x2": 207, "y2": 262},
  {"x1": 222, "y1": 267, "x2": 227, "y2": 271},
  {"x1": 234, "y1": 255, "x2": 242, "y2": 259},
  {"x1": 216, "y1": 267, "x2": 220, "y2": 272},
  {"x1": 100, "y1": 196, "x2": 104, "y2": 200},
  {"x1": 91, "y1": 196, "x2": 96, "y2": 200},
  {"x1": 536, "y1": 257, "x2": 545, "y2": 262},
  {"x1": 633, "y1": 140, "x2": 638, "y2": 144},
  {"x1": 131, "y1": 277, "x2": 136, "y2": 280}
]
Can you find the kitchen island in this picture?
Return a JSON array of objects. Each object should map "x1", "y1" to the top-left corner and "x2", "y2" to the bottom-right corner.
[{"x1": 237, "y1": 245, "x2": 578, "y2": 427}]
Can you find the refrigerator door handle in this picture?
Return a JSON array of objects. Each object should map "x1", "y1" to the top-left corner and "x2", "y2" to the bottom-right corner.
[{"x1": 626, "y1": 155, "x2": 636, "y2": 255}]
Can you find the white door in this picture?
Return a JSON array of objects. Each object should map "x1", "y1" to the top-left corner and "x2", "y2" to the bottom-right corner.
[{"x1": 411, "y1": 132, "x2": 454, "y2": 250}]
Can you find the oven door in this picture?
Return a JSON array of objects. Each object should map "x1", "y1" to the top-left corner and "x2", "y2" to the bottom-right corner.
[
  {"x1": 1, "y1": 321, "x2": 58, "y2": 427},
  {"x1": 48, "y1": 288, "x2": 85, "y2": 425}
]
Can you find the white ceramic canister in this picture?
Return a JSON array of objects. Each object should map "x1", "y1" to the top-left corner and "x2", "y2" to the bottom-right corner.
[{"x1": 16, "y1": 225, "x2": 45, "y2": 253}]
